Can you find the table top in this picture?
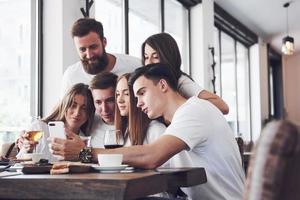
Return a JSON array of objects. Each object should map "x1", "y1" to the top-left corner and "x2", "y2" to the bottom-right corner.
[{"x1": 0, "y1": 167, "x2": 207, "y2": 200}]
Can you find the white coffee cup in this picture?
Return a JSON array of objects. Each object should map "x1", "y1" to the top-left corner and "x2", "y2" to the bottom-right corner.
[
  {"x1": 31, "y1": 153, "x2": 45, "y2": 163},
  {"x1": 98, "y1": 154, "x2": 123, "y2": 167}
]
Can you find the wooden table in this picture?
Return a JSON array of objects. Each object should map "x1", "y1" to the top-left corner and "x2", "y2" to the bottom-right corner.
[{"x1": 0, "y1": 167, "x2": 206, "y2": 200}]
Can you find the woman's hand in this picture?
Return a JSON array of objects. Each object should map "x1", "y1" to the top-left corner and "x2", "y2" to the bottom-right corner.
[
  {"x1": 48, "y1": 128, "x2": 85, "y2": 161},
  {"x1": 16, "y1": 131, "x2": 38, "y2": 153}
]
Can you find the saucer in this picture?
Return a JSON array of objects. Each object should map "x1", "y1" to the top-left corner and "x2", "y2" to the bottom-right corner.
[
  {"x1": 92, "y1": 164, "x2": 128, "y2": 173},
  {"x1": 7, "y1": 164, "x2": 23, "y2": 172}
]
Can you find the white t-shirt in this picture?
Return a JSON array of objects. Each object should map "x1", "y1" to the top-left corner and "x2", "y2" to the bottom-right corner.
[
  {"x1": 89, "y1": 115, "x2": 114, "y2": 148},
  {"x1": 178, "y1": 74, "x2": 203, "y2": 98},
  {"x1": 61, "y1": 53, "x2": 141, "y2": 95},
  {"x1": 124, "y1": 120, "x2": 166, "y2": 147},
  {"x1": 164, "y1": 97, "x2": 245, "y2": 200},
  {"x1": 144, "y1": 120, "x2": 166, "y2": 144}
]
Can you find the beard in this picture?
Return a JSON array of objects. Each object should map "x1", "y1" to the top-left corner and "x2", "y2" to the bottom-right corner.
[{"x1": 81, "y1": 49, "x2": 109, "y2": 75}]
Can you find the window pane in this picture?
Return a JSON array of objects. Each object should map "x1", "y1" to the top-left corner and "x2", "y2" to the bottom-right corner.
[
  {"x1": 220, "y1": 32, "x2": 237, "y2": 135},
  {"x1": 0, "y1": 0, "x2": 35, "y2": 144},
  {"x1": 129, "y1": 0, "x2": 160, "y2": 57},
  {"x1": 164, "y1": 0, "x2": 189, "y2": 73},
  {"x1": 95, "y1": 0, "x2": 123, "y2": 53},
  {"x1": 236, "y1": 42, "x2": 251, "y2": 141}
]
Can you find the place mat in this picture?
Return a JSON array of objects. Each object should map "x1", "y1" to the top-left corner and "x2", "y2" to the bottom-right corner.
[
  {"x1": 21, "y1": 162, "x2": 92, "y2": 174},
  {"x1": 22, "y1": 165, "x2": 52, "y2": 174}
]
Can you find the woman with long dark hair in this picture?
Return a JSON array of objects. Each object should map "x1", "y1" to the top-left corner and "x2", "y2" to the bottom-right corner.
[
  {"x1": 142, "y1": 32, "x2": 229, "y2": 115},
  {"x1": 115, "y1": 74, "x2": 166, "y2": 147}
]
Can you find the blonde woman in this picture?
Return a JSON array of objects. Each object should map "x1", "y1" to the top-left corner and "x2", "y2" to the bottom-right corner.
[{"x1": 16, "y1": 83, "x2": 95, "y2": 162}]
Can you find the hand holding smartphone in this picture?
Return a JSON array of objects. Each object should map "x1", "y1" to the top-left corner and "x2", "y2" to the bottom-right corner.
[{"x1": 48, "y1": 121, "x2": 66, "y2": 160}]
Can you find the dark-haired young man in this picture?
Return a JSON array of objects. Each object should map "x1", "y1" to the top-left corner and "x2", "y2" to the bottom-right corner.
[
  {"x1": 92, "y1": 63, "x2": 245, "y2": 200},
  {"x1": 61, "y1": 18, "x2": 140, "y2": 95}
]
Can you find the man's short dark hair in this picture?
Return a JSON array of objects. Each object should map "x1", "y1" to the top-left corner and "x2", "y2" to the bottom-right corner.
[
  {"x1": 71, "y1": 18, "x2": 104, "y2": 40},
  {"x1": 89, "y1": 72, "x2": 118, "y2": 90},
  {"x1": 128, "y1": 63, "x2": 178, "y2": 91}
]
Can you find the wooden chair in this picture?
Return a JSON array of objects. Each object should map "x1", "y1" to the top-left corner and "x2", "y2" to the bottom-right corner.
[
  {"x1": 0, "y1": 142, "x2": 17, "y2": 158},
  {"x1": 243, "y1": 120, "x2": 300, "y2": 200}
]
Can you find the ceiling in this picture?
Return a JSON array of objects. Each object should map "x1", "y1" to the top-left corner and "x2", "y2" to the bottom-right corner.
[{"x1": 214, "y1": 0, "x2": 300, "y2": 55}]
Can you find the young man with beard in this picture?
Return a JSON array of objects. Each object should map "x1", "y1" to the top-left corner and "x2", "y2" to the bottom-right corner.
[
  {"x1": 61, "y1": 18, "x2": 141, "y2": 95},
  {"x1": 92, "y1": 64, "x2": 245, "y2": 200}
]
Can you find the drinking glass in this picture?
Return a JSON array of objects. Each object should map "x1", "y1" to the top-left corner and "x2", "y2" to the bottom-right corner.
[
  {"x1": 104, "y1": 130, "x2": 124, "y2": 149},
  {"x1": 26, "y1": 116, "x2": 44, "y2": 152}
]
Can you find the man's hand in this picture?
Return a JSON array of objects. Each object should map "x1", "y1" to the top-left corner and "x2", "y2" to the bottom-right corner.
[
  {"x1": 16, "y1": 131, "x2": 38, "y2": 153},
  {"x1": 48, "y1": 128, "x2": 85, "y2": 161}
]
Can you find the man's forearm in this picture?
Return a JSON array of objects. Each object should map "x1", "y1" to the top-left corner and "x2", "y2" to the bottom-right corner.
[
  {"x1": 92, "y1": 145, "x2": 160, "y2": 169},
  {"x1": 92, "y1": 136, "x2": 185, "y2": 169}
]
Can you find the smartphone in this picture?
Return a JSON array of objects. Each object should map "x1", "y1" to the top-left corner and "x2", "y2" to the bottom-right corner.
[{"x1": 48, "y1": 121, "x2": 66, "y2": 139}]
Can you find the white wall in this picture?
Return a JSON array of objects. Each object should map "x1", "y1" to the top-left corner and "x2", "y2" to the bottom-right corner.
[
  {"x1": 190, "y1": 0, "x2": 214, "y2": 91},
  {"x1": 43, "y1": 0, "x2": 63, "y2": 116},
  {"x1": 43, "y1": 0, "x2": 89, "y2": 115},
  {"x1": 249, "y1": 41, "x2": 269, "y2": 141},
  {"x1": 283, "y1": 53, "x2": 300, "y2": 127}
]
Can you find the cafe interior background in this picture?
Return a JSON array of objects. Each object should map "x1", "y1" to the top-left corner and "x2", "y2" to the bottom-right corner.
[{"x1": 0, "y1": 0, "x2": 300, "y2": 152}]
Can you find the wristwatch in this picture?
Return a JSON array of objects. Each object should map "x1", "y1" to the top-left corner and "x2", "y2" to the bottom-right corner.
[{"x1": 79, "y1": 147, "x2": 92, "y2": 163}]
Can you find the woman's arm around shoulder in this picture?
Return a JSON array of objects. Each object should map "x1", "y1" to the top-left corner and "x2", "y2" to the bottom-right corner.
[{"x1": 198, "y1": 90, "x2": 229, "y2": 114}]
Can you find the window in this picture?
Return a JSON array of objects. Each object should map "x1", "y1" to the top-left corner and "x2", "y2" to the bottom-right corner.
[
  {"x1": 214, "y1": 3, "x2": 255, "y2": 142},
  {"x1": 0, "y1": 0, "x2": 39, "y2": 145},
  {"x1": 220, "y1": 32, "x2": 237, "y2": 133},
  {"x1": 128, "y1": 0, "x2": 160, "y2": 57},
  {"x1": 236, "y1": 42, "x2": 251, "y2": 141},
  {"x1": 164, "y1": 0, "x2": 189, "y2": 73},
  {"x1": 95, "y1": 0, "x2": 190, "y2": 72},
  {"x1": 95, "y1": 0, "x2": 124, "y2": 53},
  {"x1": 214, "y1": 28, "x2": 251, "y2": 141}
]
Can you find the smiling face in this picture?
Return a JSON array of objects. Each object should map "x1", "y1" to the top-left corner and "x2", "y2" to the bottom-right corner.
[
  {"x1": 74, "y1": 31, "x2": 108, "y2": 74},
  {"x1": 133, "y1": 76, "x2": 164, "y2": 119},
  {"x1": 144, "y1": 44, "x2": 160, "y2": 65},
  {"x1": 91, "y1": 87, "x2": 115, "y2": 124},
  {"x1": 116, "y1": 77, "x2": 130, "y2": 117},
  {"x1": 64, "y1": 94, "x2": 88, "y2": 132}
]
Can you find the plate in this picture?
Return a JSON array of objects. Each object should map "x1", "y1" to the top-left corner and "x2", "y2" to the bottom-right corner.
[
  {"x1": 0, "y1": 165, "x2": 9, "y2": 170},
  {"x1": 7, "y1": 164, "x2": 23, "y2": 172},
  {"x1": 92, "y1": 164, "x2": 128, "y2": 173}
]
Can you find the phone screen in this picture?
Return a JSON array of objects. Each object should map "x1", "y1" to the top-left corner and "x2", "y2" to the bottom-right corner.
[{"x1": 48, "y1": 121, "x2": 66, "y2": 139}]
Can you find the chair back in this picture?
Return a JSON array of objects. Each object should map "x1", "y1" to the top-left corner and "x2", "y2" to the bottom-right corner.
[
  {"x1": 243, "y1": 120, "x2": 300, "y2": 200},
  {"x1": 0, "y1": 142, "x2": 16, "y2": 158}
]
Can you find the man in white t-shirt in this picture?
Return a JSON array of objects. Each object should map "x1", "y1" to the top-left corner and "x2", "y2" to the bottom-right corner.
[
  {"x1": 61, "y1": 18, "x2": 141, "y2": 95},
  {"x1": 92, "y1": 63, "x2": 245, "y2": 200}
]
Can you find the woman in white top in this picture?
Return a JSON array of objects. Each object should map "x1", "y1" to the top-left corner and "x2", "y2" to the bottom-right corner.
[
  {"x1": 142, "y1": 33, "x2": 229, "y2": 115},
  {"x1": 16, "y1": 83, "x2": 95, "y2": 162},
  {"x1": 115, "y1": 74, "x2": 166, "y2": 147}
]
